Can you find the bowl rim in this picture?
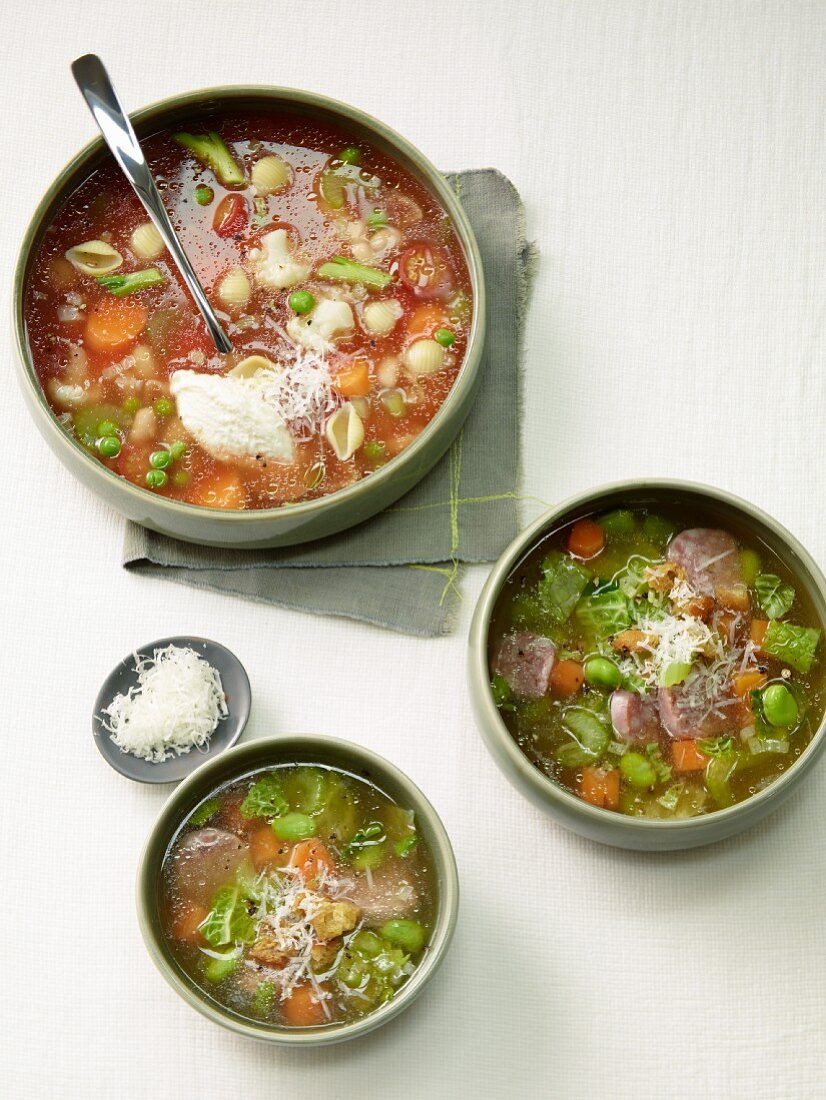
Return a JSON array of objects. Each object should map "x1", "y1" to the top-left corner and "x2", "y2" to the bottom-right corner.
[
  {"x1": 13, "y1": 83, "x2": 486, "y2": 527},
  {"x1": 468, "y1": 477, "x2": 826, "y2": 834},
  {"x1": 135, "y1": 732, "x2": 460, "y2": 1045}
]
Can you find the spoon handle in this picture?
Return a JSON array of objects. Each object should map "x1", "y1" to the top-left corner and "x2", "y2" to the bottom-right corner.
[{"x1": 71, "y1": 54, "x2": 232, "y2": 354}]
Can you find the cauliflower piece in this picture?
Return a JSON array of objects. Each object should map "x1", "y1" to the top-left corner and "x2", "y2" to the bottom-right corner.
[
  {"x1": 309, "y1": 897, "x2": 360, "y2": 941},
  {"x1": 249, "y1": 228, "x2": 310, "y2": 290},
  {"x1": 287, "y1": 298, "x2": 355, "y2": 352},
  {"x1": 170, "y1": 369, "x2": 294, "y2": 463}
]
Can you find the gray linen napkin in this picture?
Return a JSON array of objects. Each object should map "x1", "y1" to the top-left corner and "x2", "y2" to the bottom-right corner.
[{"x1": 123, "y1": 169, "x2": 536, "y2": 636}]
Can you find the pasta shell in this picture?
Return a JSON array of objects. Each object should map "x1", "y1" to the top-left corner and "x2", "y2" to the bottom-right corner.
[
  {"x1": 363, "y1": 298, "x2": 403, "y2": 336},
  {"x1": 403, "y1": 338, "x2": 445, "y2": 376},
  {"x1": 65, "y1": 240, "x2": 123, "y2": 276},
  {"x1": 251, "y1": 154, "x2": 291, "y2": 195},
  {"x1": 130, "y1": 221, "x2": 165, "y2": 260},
  {"x1": 229, "y1": 354, "x2": 279, "y2": 379},
  {"x1": 217, "y1": 267, "x2": 251, "y2": 311},
  {"x1": 325, "y1": 403, "x2": 365, "y2": 461}
]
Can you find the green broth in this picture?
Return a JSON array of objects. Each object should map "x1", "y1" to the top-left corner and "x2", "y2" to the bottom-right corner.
[{"x1": 488, "y1": 506, "x2": 826, "y2": 818}]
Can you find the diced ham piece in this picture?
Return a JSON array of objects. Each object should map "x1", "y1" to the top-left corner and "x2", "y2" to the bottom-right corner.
[
  {"x1": 610, "y1": 689, "x2": 662, "y2": 742},
  {"x1": 658, "y1": 685, "x2": 737, "y2": 740},
  {"x1": 343, "y1": 862, "x2": 421, "y2": 926},
  {"x1": 171, "y1": 828, "x2": 253, "y2": 908},
  {"x1": 492, "y1": 632, "x2": 556, "y2": 699},
  {"x1": 666, "y1": 528, "x2": 742, "y2": 598}
]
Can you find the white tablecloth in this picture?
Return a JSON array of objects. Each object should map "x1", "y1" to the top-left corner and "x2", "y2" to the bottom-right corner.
[{"x1": 2, "y1": 2, "x2": 824, "y2": 1097}]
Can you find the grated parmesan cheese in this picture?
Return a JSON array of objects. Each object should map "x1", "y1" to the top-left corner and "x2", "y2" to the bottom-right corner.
[
  {"x1": 242, "y1": 333, "x2": 338, "y2": 442},
  {"x1": 101, "y1": 645, "x2": 228, "y2": 762}
]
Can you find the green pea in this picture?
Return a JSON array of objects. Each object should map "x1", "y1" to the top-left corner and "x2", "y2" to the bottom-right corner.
[
  {"x1": 122, "y1": 396, "x2": 140, "y2": 415},
  {"x1": 97, "y1": 419, "x2": 119, "y2": 438},
  {"x1": 338, "y1": 146, "x2": 361, "y2": 165},
  {"x1": 154, "y1": 397, "x2": 174, "y2": 418},
  {"x1": 583, "y1": 656, "x2": 622, "y2": 690},
  {"x1": 194, "y1": 185, "x2": 214, "y2": 206},
  {"x1": 97, "y1": 435, "x2": 121, "y2": 458},
  {"x1": 145, "y1": 469, "x2": 168, "y2": 489},
  {"x1": 149, "y1": 449, "x2": 172, "y2": 469},
  {"x1": 434, "y1": 328, "x2": 455, "y2": 348},
  {"x1": 762, "y1": 683, "x2": 798, "y2": 728},
  {"x1": 379, "y1": 919, "x2": 427, "y2": 954},
  {"x1": 271, "y1": 812, "x2": 315, "y2": 841},
  {"x1": 172, "y1": 469, "x2": 190, "y2": 488},
  {"x1": 288, "y1": 289, "x2": 315, "y2": 315},
  {"x1": 351, "y1": 930, "x2": 383, "y2": 958},
  {"x1": 170, "y1": 441, "x2": 187, "y2": 461},
  {"x1": 620, "y1": 751, "x2": 657, "y2": 790},
  {"x1": 366, "y1": 209, "x2": 387, "y2": 229}
]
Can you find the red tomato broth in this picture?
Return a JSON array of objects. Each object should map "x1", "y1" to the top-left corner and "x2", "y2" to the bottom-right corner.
[{"x1": 24, "y1": 112, "x2": 473, "y2": 510}]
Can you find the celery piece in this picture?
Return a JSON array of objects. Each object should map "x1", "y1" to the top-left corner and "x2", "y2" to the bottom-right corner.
[
  {"x1": 97, "y1": 268, "x2": 164, "y2": 297},
  {"x1": 188, "y1": 796, "x2": 220, "y2": 827},
  {"x1": 174, "y1": 131, "x2": 245, "y2": 187},
  {"x1": 705, "y1": 754, "x2": 737, "y2": 808},
  {"x1": 762, "y1": 620, "x2": 821, "y2": 674},
  {"x1": 739, "y1": 548, "x2": 761, "y2": 586},
  {"x1": 317, "y1": 256, "x2": 393, "y2": 288},
  {"x1": 556, "y1": 708, "x2": 610, "y2": 767}
]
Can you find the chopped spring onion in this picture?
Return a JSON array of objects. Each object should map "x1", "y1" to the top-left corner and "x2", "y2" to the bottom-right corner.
[
  {"x1": 97, "y1": 268, "x2": 164, "y2": 296},
  {"x1": 317, "y1": 256, "x2": 393, "y2": 288}
]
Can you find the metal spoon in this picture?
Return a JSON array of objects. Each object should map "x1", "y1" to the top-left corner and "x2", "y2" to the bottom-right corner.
[{"x1": 71, "y1": 53, "x2": 232, "y2": 354}]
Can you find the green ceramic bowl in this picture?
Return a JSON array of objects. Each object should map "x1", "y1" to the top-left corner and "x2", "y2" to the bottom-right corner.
[
  {"x1": 13, "y1": 86, "x2": 486, "y2": 548},
  {"x1": 468, "y1": 479, "x2": 826, "y2": 851},
  {"x1": 136, "y1": 734, "x2": 459, "y2": 1045}
]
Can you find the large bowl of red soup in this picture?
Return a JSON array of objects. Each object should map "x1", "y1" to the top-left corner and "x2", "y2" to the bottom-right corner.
[
  {"x1": 14, "y1": 87, "x2": 485, "y2": 547},
  {"x1": 468, "y1": 481, "x2": 826, "y2": 851}
]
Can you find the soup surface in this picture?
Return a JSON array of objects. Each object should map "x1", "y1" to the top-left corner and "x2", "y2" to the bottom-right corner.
[
  {"x1": 161, "y1": 764, "x2": 435, "y2": 1028},
  {"x1": 25, "y1": 113, "x2": 472, "y2": 509},
  {"x1": 488, "y1": 508, "x2": 825, "y2": 818}
]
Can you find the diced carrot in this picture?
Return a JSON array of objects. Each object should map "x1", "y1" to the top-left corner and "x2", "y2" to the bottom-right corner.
[
  {"x1": 288, "y1": 839, "x2": 335, "y2": 883},
  {"x1": 750, "y1": 619, "x2": 769, "y2": 649},
  {"x1": 281, "y1": 982, "x2": 329, "y2": 1027},
  {"x1": 566, "y1": 519, "x2": 605, "y2": 560},
  {"x1": 407, "y1": 302, "x2": 446, "y2": 337},
  {"x1": 333, "y1": 357, "x2": 370, "y2": 397},
  {"x1": 84, "y1": 297, "x2": 148, "y2": 353},
  {"x1": 580, "y1": 767, "x2": 620, "y2": 810},
  {"x1": 193, "y1": 469, "x2": 246, "y2": 509},
  {"x1": 733, "y1": 671, "x2": 767, "y2": 699},
  {"x1": 250, "y1": 825, "x2": 289, "y2": 871},
  {"x1": 170, "y1": 904, "x2": 208, "y2": 944},
  {"x1": 672, "y1": 740, "x2": 709, "y2": 773},
  {"x1": 550, "y1": 659, "x2": 585, "y2": 697}
]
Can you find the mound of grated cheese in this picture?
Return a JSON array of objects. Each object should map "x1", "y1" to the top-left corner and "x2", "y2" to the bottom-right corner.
[
  {"x1": 102, "y1": 645, "x2": 228, "y2": 763},
  {"x1": 247, "y1": 328, "x2": 338, "y2": 441}
]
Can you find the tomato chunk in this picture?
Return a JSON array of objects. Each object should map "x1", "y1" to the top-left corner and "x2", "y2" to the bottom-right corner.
[
  {"x1": 399, "y1": 242, "x2": 454, "y2": 300},
  {"x1": 213, "y1": 193, "x2": 248, "y2": 238}
]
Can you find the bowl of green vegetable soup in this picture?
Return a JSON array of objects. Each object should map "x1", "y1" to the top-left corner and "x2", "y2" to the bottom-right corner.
[
  {"x1": 468, "y1": 480, "x2": 826, "y2": 851},
  {"x1": 137, "y1": 735, "x2": 458, "y2": 1043}
]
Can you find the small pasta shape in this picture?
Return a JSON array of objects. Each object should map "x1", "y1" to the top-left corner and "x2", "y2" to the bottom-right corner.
[
  {"x1": 403, "y1": 338, "x2": 445, "y2": 376},
  {"x1": 130, "y1": 344, "x2": 156, "y2": 379},
  {"x1": 363, "y1": 298, "x2": 403, "y2": 336},
  {"x1": 229, "y1": 354, "x2": 278, "y2": 379},
  {"x1": 251, "y1": 154, "x2": 291, "y2": 194},
  {"x1": 65, "y1": 240, "x2": 123, "y2": 276},
  {"x1": 130, "y1": 221, "x2": 165, "y2": 260},
  {"x1": 217, "y1": 267, "x2": 251, "y2": 311},
  {"x1": 325, "y1": 402, "x2": 365, "y2": 461},
  {"x1": 47, "y1": 378, "x2": 85, "y2": 408},
  {"x1": 368, "y1": 226, "x2": 402, "y2": 254}
]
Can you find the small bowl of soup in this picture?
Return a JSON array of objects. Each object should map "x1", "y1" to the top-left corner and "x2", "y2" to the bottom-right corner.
[
  {"x1": 468, "y1": 480, "x2": 826, "y2": 850},
  {"x1": 14, "y1": 87, "x2": 485, "y2": 547},
  {"x1": 137, "y1": 734, "x2": 458, "y2": 1044}
]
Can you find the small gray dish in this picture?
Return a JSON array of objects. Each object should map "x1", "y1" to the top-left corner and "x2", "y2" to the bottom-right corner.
[{"x1": 92, "y1": 635, "x2": 251, "y2": 784}]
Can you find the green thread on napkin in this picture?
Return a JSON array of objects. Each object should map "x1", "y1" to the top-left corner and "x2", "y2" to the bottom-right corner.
[{"x1": 123, "y1": 169, "x2": 537, "y2": 636}]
